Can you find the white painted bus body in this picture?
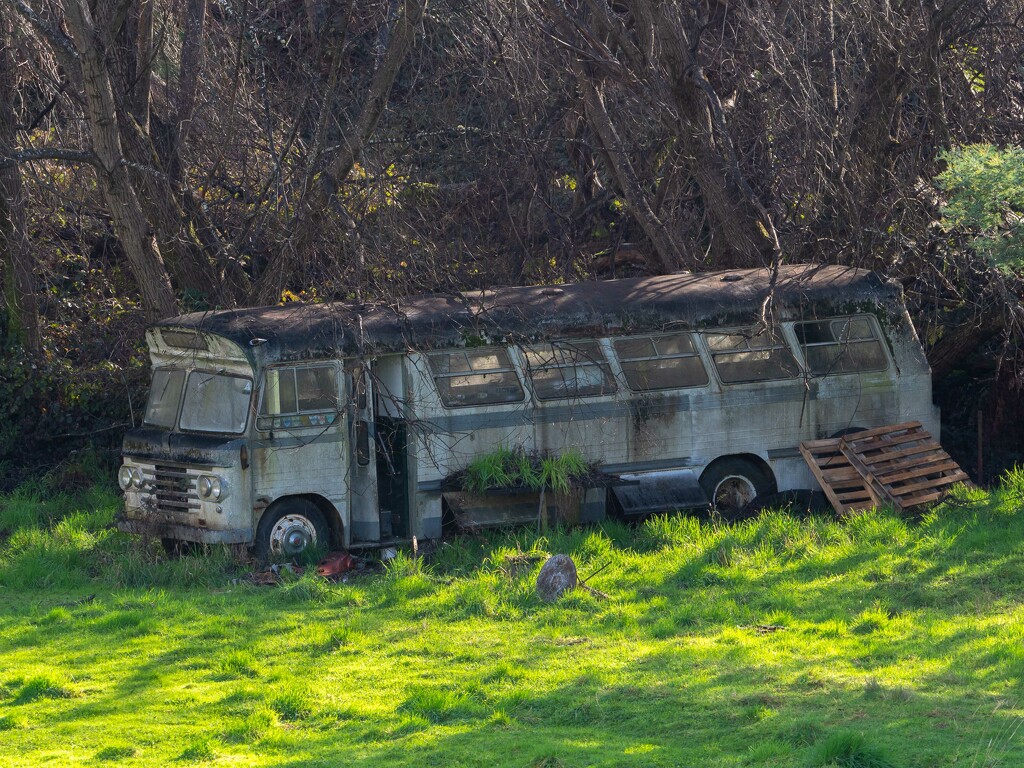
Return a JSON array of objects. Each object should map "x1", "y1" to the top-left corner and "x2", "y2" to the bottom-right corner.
[{"x1": 117, "y1": 265, "x2": 939, "y2": 557}]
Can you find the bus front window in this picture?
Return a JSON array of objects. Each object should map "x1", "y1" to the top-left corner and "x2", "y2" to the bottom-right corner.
[
  {"x1": 179, "y1": 372, "x2": 253, "y2": 434},
  {"x1": 144, "y1": 368, "x2": 185, "y2": 429}
]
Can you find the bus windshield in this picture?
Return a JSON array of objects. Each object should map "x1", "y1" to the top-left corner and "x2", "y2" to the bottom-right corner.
[
  {"x1": 143, "y1": 368, "x2": 253, "y2": 434},
  {"x1": 143, "y1": 369, "x2": 185, "y2": 428},
  {"x1": 180, "y1": 372, "x2": 253, "y2": 434}
]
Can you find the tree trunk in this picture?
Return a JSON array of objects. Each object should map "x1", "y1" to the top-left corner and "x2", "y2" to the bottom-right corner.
[
  {"x1": 0, "y1": 5, "x2": 39, "y2": 351},
  {"x1": 63, "y1": 0, "x2": 177, "y2": 322},
  {"x1": 644, "y1": 4, "x2": 776, "y2": 268},
  {"x1": 119, "y1": 111, "x2": 224, "y2": 302},
  {"x1": 168, "y1": 0, "x2": 206, "y2": 184},
  {"x1": 101, "y1": 0, "x2": 223, "y2": 304},
  {"x1": 131, "y1": 0, "x2": 153, "y2": 132},
  {"x1": 252, "y1": 0, "x2": 427, "y2": 305},
  {"x1": 580, "y1": 80, "x2": 684, "y2": 274}
]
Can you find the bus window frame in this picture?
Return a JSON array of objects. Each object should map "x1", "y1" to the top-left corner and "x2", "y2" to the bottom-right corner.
[
  {"x1": 701, "y1": 326, "x2": 802, "y2": 385},
  {"x1": 256, "y1": 362, "x2": 342, "y2": 432},
  {"x1": 520, "y1": 339, "x2": 617, "y2": 401},
  {"x1": 793, "y1": 315, "x2": 891, "y2": 376},
  {"x1": 612, "y1": 331, "x2": 710, "y2": 392},
  {"x1": 177, "y1": 370, "x2": 255, "y2": 436},
  {"x1": 426, "y1": 347, "x2": 526, "y2": 409}
]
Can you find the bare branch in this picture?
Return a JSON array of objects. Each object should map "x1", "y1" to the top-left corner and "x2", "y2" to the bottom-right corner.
[
  {"x1": 8, "y1": 0, "x2": 78, "y2": 63},
  {"x1": 0, "y1": 147, "x2": 97, "y2": 168}
]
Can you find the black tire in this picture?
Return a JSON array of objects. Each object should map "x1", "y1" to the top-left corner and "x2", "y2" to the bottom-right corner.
[
  {"x1": 255, "y1": 499, "x2": 329, "y2": 562},
  {"x1": 699, "y1": 458, "x2": 776, "y2": 518}
]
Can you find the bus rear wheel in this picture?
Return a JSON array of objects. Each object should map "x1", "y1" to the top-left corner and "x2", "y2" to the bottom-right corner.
[
  {"x1": 256, "y1": 500, "x2": 329, "y2": 562},
  {"x1": 699, "y1": 459, "x2": 775, "y2": 518}
]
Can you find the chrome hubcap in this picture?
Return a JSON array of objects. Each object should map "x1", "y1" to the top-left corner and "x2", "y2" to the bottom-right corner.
[{"x1": 269, "y1": 514, "x2": 318, "y2": 557}]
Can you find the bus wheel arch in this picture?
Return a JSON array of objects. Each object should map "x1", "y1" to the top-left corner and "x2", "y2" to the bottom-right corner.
[
  {"x1": 699, "y1": 455, "x2": 776, "y2": 517},
  {"x1": 255, "y1": 495, "x2": 340, "y2": 561}
]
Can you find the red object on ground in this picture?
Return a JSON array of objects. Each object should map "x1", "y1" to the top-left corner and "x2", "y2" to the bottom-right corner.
[{"x1": 316, "y1": 551, "x2": 357, "y2": 579}]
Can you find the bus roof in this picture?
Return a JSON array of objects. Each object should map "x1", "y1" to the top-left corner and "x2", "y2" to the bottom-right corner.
[{"x1": 155, "y1": 264, "x2": 900, "y2": 363}]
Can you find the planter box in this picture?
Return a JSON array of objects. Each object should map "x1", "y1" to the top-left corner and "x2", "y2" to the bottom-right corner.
[{"x1": 442, "y1": 487, "x2": 606, "y2": 529}]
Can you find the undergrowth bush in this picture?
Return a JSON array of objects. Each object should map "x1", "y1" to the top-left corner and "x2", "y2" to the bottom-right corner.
[
  {"x1": 0, "y1": 347, "x2": 147, "y2": 491},
  {"x1": 0, "y1": 476, "x2": 243, "y2": 590},
  {"x1": 2, "y1": 467, "x2": 1024, "y2": 613}
]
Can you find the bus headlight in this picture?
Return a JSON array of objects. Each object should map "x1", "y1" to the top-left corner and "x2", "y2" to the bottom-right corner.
[
  {"x1": 198, "y1": 475, "x2": 227, "y2": 501},
  {"x1": 119, "y1": 466, "x2": 145, "y2": 491}
]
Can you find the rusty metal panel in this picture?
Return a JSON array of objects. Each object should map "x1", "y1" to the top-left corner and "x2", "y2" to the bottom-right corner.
[
  {"x1": 610, "y1": 470, "x2": 709, "y2": 515},
  {"x1": 443, "y1": 491, "x2": 540, "y2": 528},
  {"x1": 442, "y1": 489, "x2": 600, "y2": 529}
]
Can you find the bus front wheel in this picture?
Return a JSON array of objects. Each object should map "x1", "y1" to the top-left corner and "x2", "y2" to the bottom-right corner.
[
  {"x1": 256, "y1": 500, "x2": 329, "y2": 562},
  {"x1": 699, "y1": 459, "x2": 775, "y2": 518}
]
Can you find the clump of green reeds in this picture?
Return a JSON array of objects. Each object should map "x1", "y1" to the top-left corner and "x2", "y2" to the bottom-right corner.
[{"x1": 462, "y1": 448, "x2": 592, "y2": 494}]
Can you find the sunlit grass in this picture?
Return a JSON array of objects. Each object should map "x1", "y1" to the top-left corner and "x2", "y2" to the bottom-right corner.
[{"x1": 0, "y1": 481, "x2": 1022, "y2": 765}]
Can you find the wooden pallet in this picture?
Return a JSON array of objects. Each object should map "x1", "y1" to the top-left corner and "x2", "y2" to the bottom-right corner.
[
  {"x1": 799, "y1": 438, "x2": 877, "y2": 515},
  {"x1": 801, "y1": 422, "x2": 970, "y2": 514},
  {"x1": 838, "y1": 422, "x2": 971, "y2": 511}
]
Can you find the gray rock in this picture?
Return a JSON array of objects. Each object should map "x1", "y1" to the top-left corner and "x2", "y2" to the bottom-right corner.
[{"x1": 536, "y1": 554, "x2": 578, "y2": 602}]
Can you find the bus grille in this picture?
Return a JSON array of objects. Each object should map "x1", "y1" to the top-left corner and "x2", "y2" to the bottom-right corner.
[{"x1": 147, "y1": 464, "x2": 201, "y2": 515}]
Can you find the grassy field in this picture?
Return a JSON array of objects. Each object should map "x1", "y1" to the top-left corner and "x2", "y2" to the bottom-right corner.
[{"x1": 2, "y1": 475, "x2": 1024, "y2": 767}]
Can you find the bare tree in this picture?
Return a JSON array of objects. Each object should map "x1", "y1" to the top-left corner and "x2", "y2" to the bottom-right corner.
[
  {"x1": 60, "y1": 0, "x2": 177, "y2": 321},
  {"x1": 0, "y1": 4, "x2": 39, "y2": 350},
  {"x1": 252, "y1": 0, "x2": 428, "y2": 304}
]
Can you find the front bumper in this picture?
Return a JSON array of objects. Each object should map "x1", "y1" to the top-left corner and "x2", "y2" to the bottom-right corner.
[
  {"x1": 118, "y1": 456, "x2": 252, "y2": 545},
  {"x1": 117, "y1": 514, "x2": 252, "y2": 544}
]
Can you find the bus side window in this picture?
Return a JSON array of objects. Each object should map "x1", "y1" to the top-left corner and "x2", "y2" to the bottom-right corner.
[
  {"x1": 523, "y1": 340, "x2": 616, "y2": 400},
  {"x1": 297, "y1": 367, "x2": 339, "y2": 411},
  {"x1": 258, "y1": 365, "x2": 338, "y2": 430},
  {"x1": 795, "y1": 316, "x2": 888, "y2": 375},
  {"x1": 613, "y1": 332, "x2": 709, "y2": 391},
  {"x1": 427, "y1": 348, "x2": 525, "y2": 407},
  {"x1": 703, "y1": 327, "x2": 800, "y2": 384}
]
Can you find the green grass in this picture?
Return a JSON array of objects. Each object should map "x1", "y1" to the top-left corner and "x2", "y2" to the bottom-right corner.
[
  {"x1": 462, "y1": 447, "x2": 592, "y2": 493},
  {"x1": 2, "y1": 478, "x2": 1024, "y2": 765}
]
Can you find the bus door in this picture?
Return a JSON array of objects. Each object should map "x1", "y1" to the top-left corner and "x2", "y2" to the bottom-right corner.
[
  {"x1": 370, "y1": 356, "x2": 410, "y2": 541},
  {"x1": 252, "y1": 362, "x2": 349, "y2": 535},
  {"x1": 347, "y1": 364, "x2": 382, "y2": 544}
]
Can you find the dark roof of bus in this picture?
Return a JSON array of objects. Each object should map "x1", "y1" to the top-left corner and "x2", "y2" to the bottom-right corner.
[{"x1": 156, "y1": 264, "x2": 899, "y2": 362}]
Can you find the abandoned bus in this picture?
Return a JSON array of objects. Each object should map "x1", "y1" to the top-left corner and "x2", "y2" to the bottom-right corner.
[{"x1": 116, "y1": 264, "x2": 939, "y2": 559}]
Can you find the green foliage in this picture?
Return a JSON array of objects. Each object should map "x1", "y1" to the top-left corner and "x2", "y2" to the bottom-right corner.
[
  {"x1": 95, "y1": 745, "x2": 138, "y2": 761},
  {"x1": 539, "y1": 455, "x2": 572, "y2": 494},
  {"x1": 227, "y1": 706, "x2": 278, "y2": 743},
  {"x1": 462, "y1": 446, "x2": 516, "y2": 492},
  {"x1": 0, "y1": 345, "x2": 147, "y2": 491},
  {"x1": 0, "y1": 714, "x2": 28, "y2": 731},
  {"x1": 178, "y1": 738, "x2": 218, "y2": 762},
  {"x1": 217, "y1": 651, "x2": 263, "y2": 679},
  {"x1": 462, "y1": 447, "x2": 593, "y2": 493},
  {"x1": 270, "y1": 689, "x2": 315, "y2": 722},
  {"x1": 936, "y1": 143, "x2": 1024, "y2": 271},
  {"x1": 398, "y1": 686, "x2": 480, "y2": 724}
]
